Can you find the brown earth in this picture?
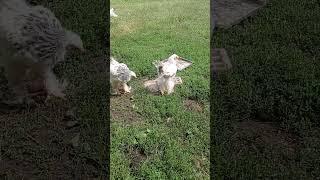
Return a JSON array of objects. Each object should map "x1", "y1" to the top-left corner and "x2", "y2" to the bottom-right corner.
[
  {"x1": 0, "y1": 56, "x2": 108, "y2": 179},
  {"x1": 232, "y1": 120, "x2": 300, "y2": 160},
  {"x1": 183, "y1": 99, "x2": 204, "y2": 113},
  {"x1": 111, "y1": 94, "x2": 143, "y2": 124}
]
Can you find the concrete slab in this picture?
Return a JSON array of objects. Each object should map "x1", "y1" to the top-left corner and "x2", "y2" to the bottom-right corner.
[{"x1": 212, "y1": 0, "x2": 267, "y2": 29}]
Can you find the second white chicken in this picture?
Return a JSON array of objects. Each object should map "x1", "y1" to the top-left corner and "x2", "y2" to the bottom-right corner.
[{"x1": 110, "y1": 57, "x2": 136, "y2": 95}]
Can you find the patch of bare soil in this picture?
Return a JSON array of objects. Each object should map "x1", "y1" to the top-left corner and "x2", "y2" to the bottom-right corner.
[
  {"x1": 232, "y1": 120, "x2": 299, "y2": 160},
  {"x1": 111, "y1": 94, "x2": 143, "y2": 124},
  {"x1": 0, "y1": 100, "x2": 105, "y2": 179},
  {"x1": 125, "y1": 145, "x2": 147, "y2": 172},
  {"x1": 0, "y1": 56, "x2": 108, "y2": 178},
  {"x1": 193, "y1": 156, "x2": 209, "y2": 177},
  {"x1": 183, "y1": 99, "x2": 204, "y2": 112}
]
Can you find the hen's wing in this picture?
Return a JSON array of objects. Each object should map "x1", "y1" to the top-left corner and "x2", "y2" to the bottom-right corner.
[
  {"x1": 115, "y1": 63, "x2": 132, "y2": 82},
  {"x1": 110, "y1": 57, "x2": 130, "y2": 82}
]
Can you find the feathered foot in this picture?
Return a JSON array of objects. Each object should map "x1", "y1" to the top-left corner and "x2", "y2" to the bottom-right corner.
[
  {"x1": 159, "y1": 89, "x2": 165, "y2": 95},
  {"x1": 110, "y1": 88, "x2": 119, "y2": 95},
  {"x1": 166, "y1": 79, "x2": 175, "y2": 95},
  {"x1": 167, "y1": 89, "x2": 174, "y2": 95},
  {"x1": 44, "y1": 70, "x2": 68, "y2": 100},
  {"x1": 122, "y1": 83, "x2": 131, "y2": 94},
  {"x1": 158, "y1": 82, "x2": 167, "y2": 95},
  {"x1": 111, "y1": 81, "x2": 121, "y2": 95}
]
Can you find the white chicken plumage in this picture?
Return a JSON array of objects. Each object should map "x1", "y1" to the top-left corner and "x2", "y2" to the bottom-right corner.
[
  {"x1": 110, "y1": 57, "x2": 136, "y2": 95},
  {"x1": 0, "y1": 0, "x2": 84, "y2": 104},
  {"x1": 110, "y1": 8, "x2": 118, "y2": 17},
  {"x1": 155, "y1": 54, "x2": 180, "y2": 95}
]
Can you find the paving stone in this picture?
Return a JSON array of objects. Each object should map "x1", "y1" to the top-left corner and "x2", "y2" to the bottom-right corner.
[{"x1": 212, "y1": 0, "x2": 267, "y2": 29}]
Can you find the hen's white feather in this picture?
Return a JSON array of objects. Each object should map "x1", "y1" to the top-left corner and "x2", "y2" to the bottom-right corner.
[
  {"x1": 110, "y1": 57, "x2": 136, "y2": 94},
  {"x1": 110, "y1": 8, "x2": 118, "y2": 17}
]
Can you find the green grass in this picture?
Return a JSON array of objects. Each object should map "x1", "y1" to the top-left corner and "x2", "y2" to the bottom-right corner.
[
  {"x1": 212, "y1": 0, "x2": 320, "y2": 178},
  {"x1": 110, "y1": 0, "x2": 210, "y2": 179}
]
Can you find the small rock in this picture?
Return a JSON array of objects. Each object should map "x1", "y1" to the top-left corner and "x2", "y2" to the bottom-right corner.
[{"x1": 70, "y1": 133, "x2": 80, "y2": 148}]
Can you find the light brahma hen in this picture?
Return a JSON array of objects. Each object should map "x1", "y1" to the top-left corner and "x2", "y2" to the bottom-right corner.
[
  {"x1": 0, "y1": 0, "x2": 84, "y2": 104},
  {"x1": 110, "y1": 57, "x2": 136, "y2": 95},
  {"x1": 110, "y1": 8, "x2": 118, "y2": 17}
]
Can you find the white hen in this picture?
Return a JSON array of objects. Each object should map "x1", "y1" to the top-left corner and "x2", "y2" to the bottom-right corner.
[
  {"x1": 110, "y1": 8, "x2": 118, "y2": 17},
  {"x1": 153, "y1": 54, "x2": 192, "y2": 95},
  {"x1": 156, "y1": 54, "x2": 178, "y2": 95},
  {"x1": 110, "y1": 57, "x2": 136, "y2": 95},
  {"x1": 0, "y1": 0, "x2": 84, "y2": 104}
]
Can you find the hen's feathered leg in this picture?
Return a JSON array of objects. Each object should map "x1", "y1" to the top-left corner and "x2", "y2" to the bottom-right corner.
[
  {"x1": 123, "y1": 83, "x2": 131, "y2": 93},
  {"x1": 156, "y1": 77, "x2": 165, "y2": 95},
  {"x1": 44, "y1": 68, "x2": 67, "y2": 100},
  {"x1": 111, "y1": 81, "x2": 119, "y2": 95},
  {"x1": 167, "y1": 78, "x2": 175, "y2": 95}
]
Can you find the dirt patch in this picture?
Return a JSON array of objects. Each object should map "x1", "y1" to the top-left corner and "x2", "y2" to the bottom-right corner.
[
  {"x1": 113, "y1": 21, "x2": 142, "y2": 37},
  {"x1": 0, "y1": 101, "x2": 104, "y2": 179},
  {"x1": 193, "y1": 156, "x2": 209, "y2": 177},
  {"x1": 111, "y1": 94, "x2": 143, "y2": 124},
  {"x1": 232, "y1": 120, "x2": 299, "y2": 159},
  {"x1": 183, "y1": 99, "x2": 204, "y2": 112},
  {"x1": 125, "y1": 145, "x2": 147, "y2": 171}
]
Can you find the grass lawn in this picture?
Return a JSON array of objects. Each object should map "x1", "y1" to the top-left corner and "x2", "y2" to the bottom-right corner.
[
  {"x1": 1, "y1": 0, "x2": 108, "y2": 178},
  {"x1": 212, "y1": 0, "x2": 320, "y2": 178},
  {"x1": 110, "y1": 0, "x2": 210, "y2": 179}
]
